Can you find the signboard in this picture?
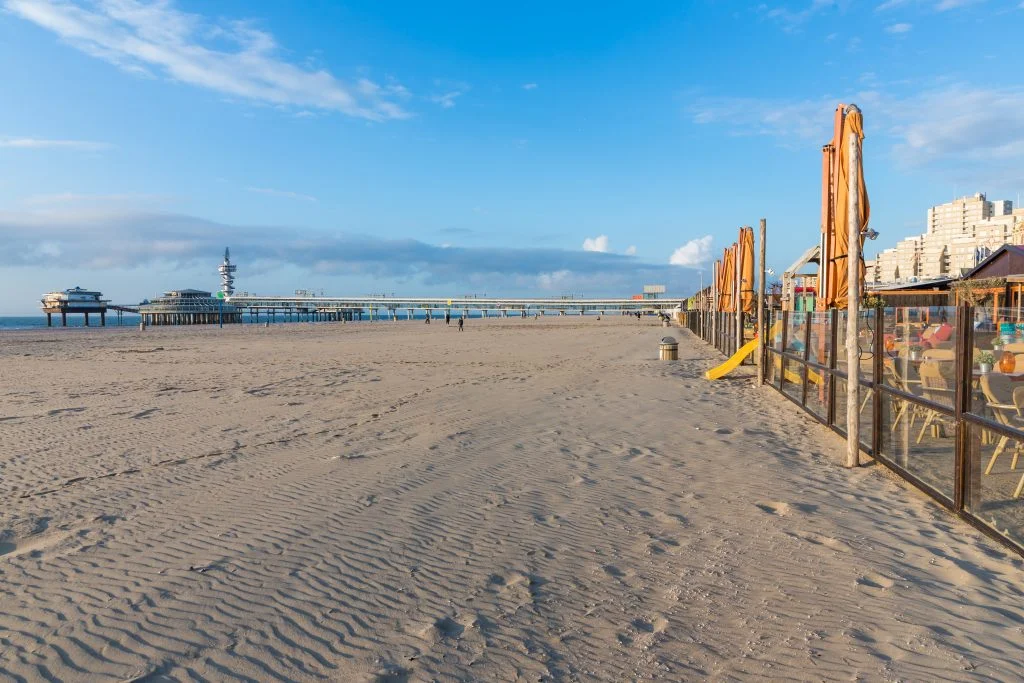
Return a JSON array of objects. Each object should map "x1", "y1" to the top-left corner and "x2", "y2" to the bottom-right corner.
[{"x1": 643, "y1": 284, "x2": 666, "y2": 294}]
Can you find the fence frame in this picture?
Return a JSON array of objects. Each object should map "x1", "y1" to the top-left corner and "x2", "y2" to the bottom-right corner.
[{"x1": 683, "y1": 304, "x2": 1024, "y2": 558}]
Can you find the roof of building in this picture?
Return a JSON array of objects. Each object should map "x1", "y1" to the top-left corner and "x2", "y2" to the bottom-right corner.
[
  {"x1": 962, "y1": 245, "x2": 1024, "y2": 280},
  {"x1": 868, "y1": 277, "x2": 955, "y2": 292}
]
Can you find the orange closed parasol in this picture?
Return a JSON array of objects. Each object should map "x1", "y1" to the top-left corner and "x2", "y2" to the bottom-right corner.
[
  {"x1": 719, "y1": 244, "x2": 737, "y2": 312},
  {"x1": 739, "y1": 226, "x2": 755, "y2": 314},
  {"x1": 822, "y1": 105, "x2": 870, "y2": 309}
]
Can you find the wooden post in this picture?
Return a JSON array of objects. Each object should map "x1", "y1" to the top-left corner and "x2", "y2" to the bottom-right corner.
[
  {"x1": 756, "y1": 219, "x2": 767, "y2": 385},
  {"x1": 712, "y1": 262, "x2": 719, "y2": 349},
  {"x1": 845, "y1": 105, "x2": 862, "y2": 469},
  {"x1": 735, "y1": 236, "x2": 743, "y2": 358}
]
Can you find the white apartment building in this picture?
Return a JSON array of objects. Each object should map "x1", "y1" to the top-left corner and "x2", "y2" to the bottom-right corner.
[{"x1": 867, "y1": 193, "x2": 1024, "y2": 284}]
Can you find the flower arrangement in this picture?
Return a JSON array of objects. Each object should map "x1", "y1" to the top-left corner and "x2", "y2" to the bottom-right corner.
[{"x1": 977, "y1": 351, "x2": 995, "y2": 365}]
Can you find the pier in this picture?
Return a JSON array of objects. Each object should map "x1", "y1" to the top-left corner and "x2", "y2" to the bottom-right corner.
[
  {"x1": 225, "y1": 294, "x2": 683, "y2": 322},
  {"x1": 41, "y1": 287, "x2": 108, "y2": 327}
]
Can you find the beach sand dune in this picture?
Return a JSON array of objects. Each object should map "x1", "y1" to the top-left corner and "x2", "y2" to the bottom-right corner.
[{"x1": 1, "y1": 318, "x2": 1021, "y2": 681}]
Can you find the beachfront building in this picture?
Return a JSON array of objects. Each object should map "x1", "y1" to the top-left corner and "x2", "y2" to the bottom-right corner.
[
  {"x1": 40, "y1": 286, "x2": 108, "y2": 327},
  {"x1": 138, "y1": 288, "x2": 240, "y2": 326},
  {"x1": 867, "y1": 193, "x2": 1024, "y2": 285}
]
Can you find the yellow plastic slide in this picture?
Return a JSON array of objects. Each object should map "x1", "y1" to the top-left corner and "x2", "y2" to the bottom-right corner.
[{"x1": 705, "y1": 338, "x2": 759, "y2": 380}]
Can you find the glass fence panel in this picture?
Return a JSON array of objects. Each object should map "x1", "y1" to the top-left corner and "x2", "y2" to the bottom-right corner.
[
  {"x1": 832, "y1": 376, "x2": 872, "y2": 451},
  {"x1": 782, "y1": 358, "x2": 803, "y2": 402},
  {"x1": 785, "y1": 311, "x2": 808, "y2": 355},
  {"x1": 809, "y1": 311, "x2": 832, "y2": 367},
  {"x1": 879, "y1": 392, "x2": 955, "y2": 500},
  {"x1": 834, "y1": 310, "x2": 877, "y2": 382},
  {"x1": 771, "y1": 311, "x2": 785, "y2": 351},
  {"x1": 881, "y1": 306, "x2": 957, "y2": 410},
  {"x1": 970, "y1": 307, "x2": 1024, "y2": 416},
  {"x1": 967, "y1": 422, "x2": 1024, "y2": 551},
  {"x1": 765, "y1": 349, "x2": 779, "y2": 386},
  {"x1": 805, "y1": 371, "x2": 829, "y2": 422}
]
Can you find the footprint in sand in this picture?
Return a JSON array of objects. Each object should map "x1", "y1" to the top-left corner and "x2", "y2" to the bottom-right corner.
[
  {"x1": 632, "y1": 615, "x2": 669, "y2": 634},
  {"x1": 755, "y1": 501, "x2": 791, "y2": 516},
  {"x1": 857, "y1": 571, "x2": 895, "y2": 591}
]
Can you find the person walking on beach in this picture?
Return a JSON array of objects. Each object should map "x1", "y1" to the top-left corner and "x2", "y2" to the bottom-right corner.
[
  {"x1": 445, "y1": 310, "x2": 451, "y2": 326},
  {"x1": 458, "y1": 316, "x2": 464, "y2": 332}
]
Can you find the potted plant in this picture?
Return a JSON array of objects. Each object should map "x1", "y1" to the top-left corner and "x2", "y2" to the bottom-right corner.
[
  {"x1": 909, "y1": 345, "x2": 924, "y2": 361},
  {"x1": 978, "y1": 351, "x2": 995, "y2": 375}
]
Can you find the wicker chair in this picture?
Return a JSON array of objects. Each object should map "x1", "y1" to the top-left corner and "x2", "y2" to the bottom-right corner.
[
  {"x1": 980, "y1": 374, "x2": 1024, "y2": 488},
  {"x1": 916, "y1": 361, "x2": 954, "y2": 443}
]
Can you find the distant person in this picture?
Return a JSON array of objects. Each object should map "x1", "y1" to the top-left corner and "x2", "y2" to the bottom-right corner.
[
  {"x1": 425, "y1": 312, "x2": 431, "y2": 324},
  {"x1": 636, "y1": 311, "x2": 641, "y2": 321},
  {"x1": 445, "y1": 311, "x2": 451, "y2": 326},
  {"x1": 458, "y1": 316, "x2": 464, "y2": 332}
]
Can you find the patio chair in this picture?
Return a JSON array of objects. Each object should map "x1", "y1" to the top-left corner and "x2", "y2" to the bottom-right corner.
[
  {"x1": 923, "y1": 348, "x2": 955, "y2": 361},
  {"x1": 916, "y1": 361, "x2": 954, "y2": 443},
  {"x1": 1011, "y1": 387, "x2": 1024, "y2": 498},
  {"x1": 980, "y1": 373, "x2": 1024, "y2": 483},
  {"x1": 886, "y1": 357, "x2": 925, "y2": 433}
]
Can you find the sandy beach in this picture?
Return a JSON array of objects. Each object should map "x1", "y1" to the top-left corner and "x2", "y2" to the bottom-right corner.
[{"x1": 1, "y1": 317, "x2": 1021, "y2": 682}]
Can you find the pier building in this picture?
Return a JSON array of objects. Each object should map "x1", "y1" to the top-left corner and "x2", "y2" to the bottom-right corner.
[
  {"x1": 40, "y1": 287, "x2": 108, "y2": 327},
  {"x1": 138, "y1": 289, "x2": 240, "y2": 326}
]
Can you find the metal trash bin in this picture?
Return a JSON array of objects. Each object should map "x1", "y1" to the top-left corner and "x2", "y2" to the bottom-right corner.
[{"x1": 659, "y1": 336, "x2": 678, "y2": 361}]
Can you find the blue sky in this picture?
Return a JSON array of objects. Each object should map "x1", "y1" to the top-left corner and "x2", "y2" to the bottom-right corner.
[{"x1": 1, "y1": 0, "x2": 1022, "y2": 313}]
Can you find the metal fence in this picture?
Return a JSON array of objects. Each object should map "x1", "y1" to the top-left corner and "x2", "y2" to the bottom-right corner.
[{"x1": 684, "y1": 305, "x2": 1024, "y2": 557}]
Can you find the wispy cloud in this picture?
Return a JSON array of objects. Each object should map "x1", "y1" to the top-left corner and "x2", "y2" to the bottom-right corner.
[
  {"x1": 670, "y1": 236, "x2": 713, "y2": 268},
  {"x1": 245, "y1": 187, "x2": 317, "y2": 202},
  {"x1": 427, "y1": 79, "x2": 469, "y2": 109},
  {"x1": 624, "y1": 245, "x2": 637, "y2": 256},
  {"x1": 3, "y1": 0, "x2": 411, "y2": 121},
  {"x1": 688, "y1": 94, "x2": 842, "y2": 140},
  {"x1": 877, "y1": 0, "x2": 984, "y2": 10},
  {"x1": 0, "y1": 137, "x2": 109, "y2": 151},
  {"x1": 759, "y1": 0, "x2": 838, "y2": 32},
  {"x1": 0, "y1": 209, "x2": 699, "y2": 295},
  {"x1": 23, "y1": 192, "x2": 167, "y2": 206},
  {"x1": 688, "y1": 83, "x2": 1024, "y2": 184},
  {"x1": 522, "y1": 83, "x2": 538, "y2": 90},
  {"x1": 885, "y1": 22, "x2": 913, "y2": 32},
  {"x1": 582, "y1": 235, "x2": 610, "y2": 252}
]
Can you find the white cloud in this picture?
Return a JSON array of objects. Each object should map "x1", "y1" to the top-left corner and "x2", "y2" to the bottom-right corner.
[
  {"x1": 670, "y1": 236, "x2": 713, "y2": 268},
  {"x1": 878, "y1": 0, "x2": 984, "y2": 9},
  {"x1": 582, "y1": 235, "x2": 610, "y2": 252},
  {"x1": 429, "y1": 80, "x2": 469, "y2": 109},
  {"x1": 689, "y1": 94, "x2": 842, "y2": 140},
  {"x1": 886, "y1": 22, "x2": 913, "y2": 32},
  {"x1": 245, "y1": 187, "x2": 317, "y2": 202},
  {"x1": 23, "y1": 192, "x2": 167, "y2": 205},
  {"x1": 760, "y1": 0, "x2": 838, "y2": 32},
  {"x1": 889, "y1": 85, "x2": 1024, "y2": 170},
  {"x1": 3, "y1": 0, "x2": 410, "y2": 121},
  {"x1": 430, "y1": 91, "x2": 463, "y2": 109},
  {"x1": 0, "y1": 208, "x2": 700, "y2": 295},
  {"x1": 624, "y1": 245, "x2": 637, "y2": 256},
  {"x1": 688, "y1": 82, "x2": 1024, "y2": 184},
  {"x1": 522, "y1": 83, "x2": 538, "y2": 90},
  {"x1": 0, "y1": 137, "x2": 109, "y2": 151}
]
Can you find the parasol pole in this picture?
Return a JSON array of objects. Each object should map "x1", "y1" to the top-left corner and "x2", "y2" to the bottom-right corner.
[
  {"x1": 712, "y1": 261, "x2": 719, "y2": 348},
  {"x1": 757, "y1": 219, "x2": 767, "y2": 385},
  {"x1": 845, "y1": 104, "x2": 862, "y2": 469},
  {"x1": 735, "y1": 235, "x2": 743, "y2": 357}
]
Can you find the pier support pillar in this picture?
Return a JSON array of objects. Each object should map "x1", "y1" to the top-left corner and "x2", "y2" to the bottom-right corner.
[
  {"x1": 47, "y1": 312, "x2": 52, "y2": 327},
  {"x1": 84, "y1": 312, "x2": 90, "y2": 327}
]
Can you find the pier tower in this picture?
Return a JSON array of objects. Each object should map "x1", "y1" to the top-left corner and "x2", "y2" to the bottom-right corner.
[{"x1": 219, "y1": 247, "x2": 237, "y2": 296}]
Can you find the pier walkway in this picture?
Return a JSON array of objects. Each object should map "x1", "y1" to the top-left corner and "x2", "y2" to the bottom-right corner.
[{"x1": 226, "y1": 294, "x2": 681, "y2": 321}]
